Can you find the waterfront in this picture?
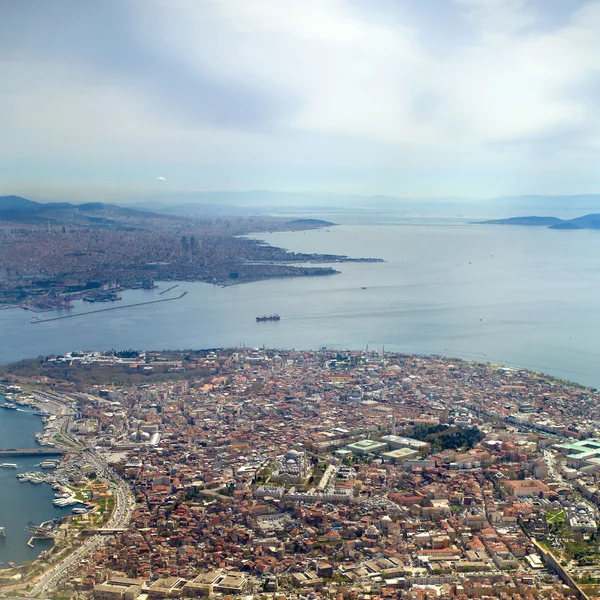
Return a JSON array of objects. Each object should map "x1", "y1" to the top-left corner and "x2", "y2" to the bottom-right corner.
[
  {"x1": 1, "y1": 222, "x2": 600, "y2": 387},
  {"x1": 0, "y1": 398, "x2": 73, "y2": 568}
]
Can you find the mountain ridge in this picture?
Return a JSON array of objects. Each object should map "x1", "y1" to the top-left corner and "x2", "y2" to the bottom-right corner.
[{"x1": 0, "y1": 195, "x2": 174, "y2": 228}]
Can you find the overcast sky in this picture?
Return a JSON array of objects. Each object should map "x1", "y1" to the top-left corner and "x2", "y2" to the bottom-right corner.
[{"x1": 1, "y1": 0, "x2": 599, "y2": 201}]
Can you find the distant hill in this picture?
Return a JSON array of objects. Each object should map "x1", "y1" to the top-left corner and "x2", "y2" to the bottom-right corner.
[
  {"x1": 476, "y1": 216, "x2": 563, "y2": 227},
  {"x1": 0, "y1": 195, "x2": 173, "y2": 228},
  {"x1": 285, "y1": 218, "x2": 334, "y2": 228},
  {"x1": 478, "y1": 213, "x2": 600, "y2": 230},
  {"x1": 0, "y1": 195, "x2": 44, "y2": 213}
]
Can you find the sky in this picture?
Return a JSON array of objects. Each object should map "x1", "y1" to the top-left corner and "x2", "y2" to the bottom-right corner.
[{"x1": 1, "y1": 0, "x2": 600, "y2": 202}]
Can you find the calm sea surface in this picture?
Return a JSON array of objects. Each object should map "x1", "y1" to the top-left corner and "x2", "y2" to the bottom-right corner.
[
  {"x1": 0, "y1": 398, "x2": 75, "y2": 568},
  {"x1": 0, "y1": 223, "x2": 599, "y2": 387}
]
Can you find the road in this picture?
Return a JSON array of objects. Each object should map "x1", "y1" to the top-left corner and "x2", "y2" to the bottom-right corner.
[{"x1": 30, "y1": 451, "x2": 134, "y2": 597}]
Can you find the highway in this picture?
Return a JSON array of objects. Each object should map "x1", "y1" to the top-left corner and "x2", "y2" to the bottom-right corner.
[{"x1": 30, "y1": 451, "x2": 134, "y2": 597}]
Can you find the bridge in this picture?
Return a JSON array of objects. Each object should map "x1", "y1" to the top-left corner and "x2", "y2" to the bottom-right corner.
[
  {"x1": 0, "y1": 448, "x2": 64, "y2": 457},
  {"x1": 82, "y1": 528, "x2": 128, "y2": 535}
]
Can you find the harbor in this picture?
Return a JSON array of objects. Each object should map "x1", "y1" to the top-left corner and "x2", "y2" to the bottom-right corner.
[{"x1": 0, "y1": 395, "x2": 79, "y2": 568}]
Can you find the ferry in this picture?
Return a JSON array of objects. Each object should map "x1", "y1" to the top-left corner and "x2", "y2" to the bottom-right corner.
[
  {"x1": 2, "y1": 403, "x2": 17, "y2": 410},
  {"x1": 39, "y1": 460, "x2": 58, "y2": 469},
  {"x1": 0, "y1": 463, "x2": 17, "y2": 469},
  {"x1": 256, "y1": 314, "x2": 281, "y2": 322}
]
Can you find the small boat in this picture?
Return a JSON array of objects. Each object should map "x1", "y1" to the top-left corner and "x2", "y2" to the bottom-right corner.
[{"x1": 0, "y1": 526, "x2": 5, "y2": 537}]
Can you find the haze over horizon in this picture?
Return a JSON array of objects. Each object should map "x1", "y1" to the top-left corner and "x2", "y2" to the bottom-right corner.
[{"x1": 2, "y1": 0, "x2": 600, "y2": 202}]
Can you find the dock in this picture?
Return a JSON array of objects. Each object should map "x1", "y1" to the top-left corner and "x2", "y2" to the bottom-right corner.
[{"x1": 26, "y1": 521, "x2": 57, "y2": 546}]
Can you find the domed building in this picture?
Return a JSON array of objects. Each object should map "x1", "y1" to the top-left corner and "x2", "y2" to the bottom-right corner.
[{"x1": 271, "y1": 448, "x2": 311, "y2": 484}]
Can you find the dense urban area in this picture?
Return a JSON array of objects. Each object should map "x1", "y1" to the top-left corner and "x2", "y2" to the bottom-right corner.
[
  {"x1": 2, "y1": 349, "x2": 600, "y2": 600},
  {"x1": 0, "y1": 198, "x2": 380, "y2": 310}
]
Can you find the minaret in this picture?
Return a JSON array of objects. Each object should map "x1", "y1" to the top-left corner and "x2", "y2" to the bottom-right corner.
[{"x1": 391, "y1": 413, "x2": 396, "y2": 436}]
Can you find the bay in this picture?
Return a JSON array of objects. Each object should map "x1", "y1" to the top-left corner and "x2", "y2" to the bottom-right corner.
[{"x1": 0, "y1": 222, "x2": 599, "y2": 386}]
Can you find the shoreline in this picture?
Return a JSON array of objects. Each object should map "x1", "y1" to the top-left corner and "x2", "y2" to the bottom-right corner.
[
  {"x1": 0, "y1": 260, "x2": 381, "y2": 312},
  {"x1": 0, "y1": 391, "x2": 98, "y2": 574}
]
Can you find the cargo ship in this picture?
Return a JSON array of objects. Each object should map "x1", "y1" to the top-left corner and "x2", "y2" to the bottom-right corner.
[{"x1": 256, "y1": 314, "x2": 281, "y2": 322}]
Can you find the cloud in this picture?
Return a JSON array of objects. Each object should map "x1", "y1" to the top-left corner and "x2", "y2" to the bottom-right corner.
[
  {"x1": 156, "y1": 176, "x2": 166, "y2": 182},
  {"x1": 0, "y1": 0, "x2": 599, "y2": 198}
]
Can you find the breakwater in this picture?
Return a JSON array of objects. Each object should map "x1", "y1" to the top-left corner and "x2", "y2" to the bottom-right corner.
[
  {"x1": 159, "y1": 284, "x2": 179, "y2": 296},
  {"x1": 31, "y1": 291, "x2": 188, "y2": 324}
]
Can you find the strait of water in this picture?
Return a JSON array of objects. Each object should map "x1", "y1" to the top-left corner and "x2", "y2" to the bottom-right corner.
[
  {"x1": 0, "y1": 222, "x2": 599, "y2": 387},
  {"x1": 0, "y1": 398, "x2": 75, "y2": 568}
]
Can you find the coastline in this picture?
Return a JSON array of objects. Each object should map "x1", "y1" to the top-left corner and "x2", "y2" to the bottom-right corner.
[
  {"x1": 0, "y1": 388, "x2": 91, "y2": 572},
  {"x1": 0, "y1": 219, "x2": 383, "y2": 312}
]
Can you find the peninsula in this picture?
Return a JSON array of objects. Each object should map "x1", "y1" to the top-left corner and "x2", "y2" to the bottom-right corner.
[
  {"x1": 0, "y1": 196, "x2": 382, "y2": 311},
  {"x1": 1, "y1": 348, "x2": 599, "y2": 600}
]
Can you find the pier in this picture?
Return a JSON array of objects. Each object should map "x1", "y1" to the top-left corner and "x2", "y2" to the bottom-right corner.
[
  {"x1": 26, "y1": 521, "x2": 58, "y2": 546},
  {"x1": 0, "y1": 448, "x2": 64, "y2": 457},
  {"x1": 31, "y1": 291, "x2": 188, "y2": 324}
]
